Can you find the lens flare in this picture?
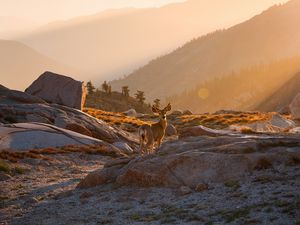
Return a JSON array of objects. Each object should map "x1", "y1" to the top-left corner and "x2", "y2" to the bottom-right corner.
[{"x1": 198, "y1": 88, "x2": 209, "y2": 100}]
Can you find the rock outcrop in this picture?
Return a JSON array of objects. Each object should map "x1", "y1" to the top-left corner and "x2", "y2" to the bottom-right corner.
[
  {"x1": 25, "y1": 72, "x2": 86, "y2": 110},
  {"x1": 290, "y1": 93, "x2": 300, "y2": 121},
  {"x1": 0, "y1": 103, "x2": 138, "y2": 145},
  {"x1": 112, "y1": 142, "x2": 134, "y2": 154},
  {"x1": 122, "y1": 109, "x2": 137, "y2": 117},
  {"x1": 179, "y1": 125, "x2": 232, "y2": 138},
  {"x1": 182, "y1": 110, "x2": 193, "y2": 115},
  {"x1": 0, "y1": 85, "x2": 45, "y2": 105},
  {"x1": 78, "y1": 134, "x2": 300, "y2": 189},
  {"x1": 169, "y1": 110, "x2": 183, "y2": 117},
  {"x1": 0, "y1": 122, "x2": 118, "y2": 151},
  {"x1": 165, "y1": 124, "x2": 177, "y2": 136},
  {"x1": 230, "y1": 114, "x2": 295, "y2": 133}
]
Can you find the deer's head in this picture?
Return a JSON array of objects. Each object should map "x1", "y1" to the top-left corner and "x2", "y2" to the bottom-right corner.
[{"x1": 152, "y1": 103, "x2": 172, "y2": 120}]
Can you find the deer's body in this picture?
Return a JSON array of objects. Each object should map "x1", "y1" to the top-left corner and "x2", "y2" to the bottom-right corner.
[{"x1": 139, "y1": 103, "x2": 171, "y2": 155}]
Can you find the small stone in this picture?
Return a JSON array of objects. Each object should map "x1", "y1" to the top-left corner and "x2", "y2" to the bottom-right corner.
[
  {"x1": 178, "y1": 186, "x2": 192, "y2": 195},
  {"x1": 195, "y1": 183, "x2": 209, "y2": 192},
  {"x1": 54, "y1": 190, "x2": 73, "y2": 200},
  {"x1": 25, "y1": 197, "x2": 39, "y2": 205},
  {"x1": 183, "y1": 110, "x2": 193, "y2": 115},
  {"x1": 80, "y1": 192, "x2": 93, "y2": 200},
  {"x1": 123, "y1": 109, "x2": 137, "y2": 117},
  {"x1": 0, "y1": 172, "x2": 12, "y2": 181}
]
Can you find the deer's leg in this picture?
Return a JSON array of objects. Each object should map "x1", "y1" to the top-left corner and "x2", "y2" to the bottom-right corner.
[
  {"x1": 156, "y1": 137, "x2": 164, "y2": 150},
  {"x1": 149, "y1": 142, "x2": 154, "y2": 154},
  {"x1": 146, "y1": 140, "x2": 154, "y2": 155},
  {"x1": 157, "y1": 139, "x2": 161, "y2": 148}
]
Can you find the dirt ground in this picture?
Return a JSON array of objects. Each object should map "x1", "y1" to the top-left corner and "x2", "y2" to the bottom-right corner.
[{"x1": 1, "y1": 150, "x2": 299, "y2": 225}]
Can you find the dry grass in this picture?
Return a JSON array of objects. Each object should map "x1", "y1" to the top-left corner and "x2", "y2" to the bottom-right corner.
[
  {"x1": 254, "y1": 157, "x2": 273, "y2": 170},
  {"x1": 85, "y1": 107, "x2": 275, "y2": 130},
  {"x1": 0, "y1": 145, "x2": 126, "y2": 163},
  {"x1": 0, "y1": 150, "x2": 49, "y2": 163},
  {"x1": 85, "y1": 108, "x2": 285, "y2": 132},
  {"x1": 84, "y1": 108, "x2": 149, "y2": 127},
  {"x1": 178, "y1": 112, "x2": 277, "y2": 129}
]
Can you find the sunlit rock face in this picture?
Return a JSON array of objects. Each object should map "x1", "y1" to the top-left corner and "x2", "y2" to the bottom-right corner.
[
  {"x1": 78, "y1": 134, "x2": 300, "y2": 189},
  {"x1": 0, "y1": 103, "x2": 123, "y2": 143},
  {"x1": 230, "y1": 114, "x2": 296, "y2": 133},
  {"x1": 25, "y1": 71, "x2": 86, "y2": 110},
  {"x1": 0, "y1": 122, "x2": 105, "y2": 151}
]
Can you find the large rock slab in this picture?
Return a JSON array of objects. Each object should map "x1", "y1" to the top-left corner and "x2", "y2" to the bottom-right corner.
[
  {"x1": 179, "y1": 125, "x2": 232, "y2": 138},
  {"x1": 0, "y1": 122, "x2": 117, "y2": 151},
  {"x1": 0, "y1": 103, "x2": 137, "y2": 144},
  {"x1": 78, "y1": 135, "x2": 300, "y2": 189},
  {"x1": 25, "y1": 72, "x2": 86, "y2": 110},
  {"x1": 0, "y1": 85, "x2": 45, "y2": 105}
]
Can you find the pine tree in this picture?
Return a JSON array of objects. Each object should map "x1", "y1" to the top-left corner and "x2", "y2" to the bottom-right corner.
[
  {"x1": 108, "y1": 85, "x2": 112, "y2": 95},
  {"x1": 102, "y1": 81, "x2": 109, "y2": 93},
  {"x1": 135, "y1": 90, "x2": 146, "y2": 104},
  {"x1": 153, "y1": 98, "x2": 161, "y2": 108},
  {"x1": 86, "y1": 81, "x2": 95, "y2": 95},
  {"x1": 122, "y1": 86, "x2": 130, "y2": 97}
]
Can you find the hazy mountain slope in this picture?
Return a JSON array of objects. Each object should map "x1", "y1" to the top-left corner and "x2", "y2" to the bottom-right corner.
[
  {"x1": 0, "y1": 16, "x2": 42, "y2": 39},
  {"x1": 0, "y1": 40, "x2": 80, "y2": 91},
  {"x1": 111, "y1": 0, "x2": 300, "y2": 101},
  {"x1": 19, "y1": 0, "x2": 285, "y2": 84},
  {"x1": 166, "y1": 56, "x2": 300, "y2": 113},
  {"x1": 256, "y1": 72, "x2": 300, "y2": 112}
]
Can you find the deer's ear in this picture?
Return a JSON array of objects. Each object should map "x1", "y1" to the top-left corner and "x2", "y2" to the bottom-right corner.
[
  {"x1": 164, "y1": 103, "x2": 172, "y2": 112},
  {"x1": 152, "y1": 105, "x2": 160, "y2": 113}
]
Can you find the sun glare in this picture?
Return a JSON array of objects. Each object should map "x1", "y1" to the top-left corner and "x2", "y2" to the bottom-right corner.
[{"x1": 198, "y1": 88, "x2": 209, "y2": 100}]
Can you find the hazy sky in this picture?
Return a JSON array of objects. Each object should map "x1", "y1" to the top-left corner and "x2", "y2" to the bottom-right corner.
[
  {"x1": 0, "y1": 0, "x2": 185, "y2": 24},
  {"x1": 0, "y1": 0, "x2": 289, "y2": 25}
]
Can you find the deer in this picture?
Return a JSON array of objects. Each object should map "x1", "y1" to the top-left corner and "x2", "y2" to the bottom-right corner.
[{"x1": 139, "y1": 103, "x2": 172, "y2": 155}]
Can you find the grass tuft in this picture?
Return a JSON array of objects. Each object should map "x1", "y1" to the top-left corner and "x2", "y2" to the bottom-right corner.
[
  {"x1": 0, "y1": 160, "x2": 10, "y2": 173},
  {"x1": 224, "y1": 179, "x2": 240, "y2": 189}
]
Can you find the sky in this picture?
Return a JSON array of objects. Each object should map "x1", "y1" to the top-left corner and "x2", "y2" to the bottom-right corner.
[
  {"x1": 0, "y1": 0, "x2": 292, "y2": 91},
  {"x1": 0, "y1": 0, "x2": 290, "y2": 25},
  {"x1": 0, "y1": 0, "x2": 185, "y2": 24}
]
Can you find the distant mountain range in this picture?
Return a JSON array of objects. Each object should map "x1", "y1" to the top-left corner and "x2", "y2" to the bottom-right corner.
[
  {"x1": 0, "y1": 16, "x2": 42, "y2": 39},
  {"x1": 0, "y1": 40, "x2": 80, "y2": 91},
  {"x1": 111, "y1": 0, "x2": 300, "y2": 103},
  {"x1": 17, "y1": 0, "x2": 284, "y2": 86},
  {"x1": 166, "y1": 56, "x2": 300, "y2": 113}
]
